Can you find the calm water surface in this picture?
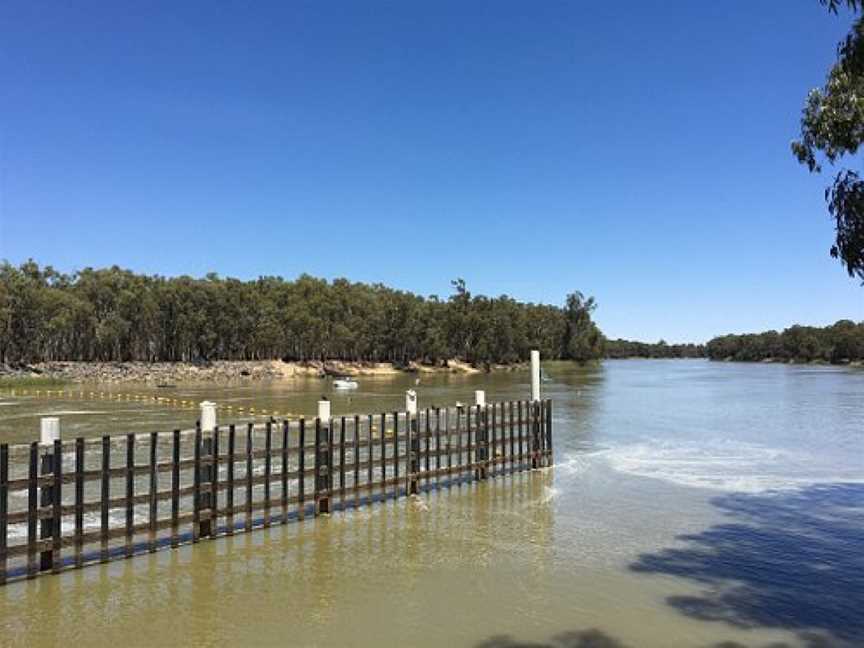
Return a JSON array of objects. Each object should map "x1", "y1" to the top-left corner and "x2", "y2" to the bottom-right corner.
[{"x1": 0, "y1": 360, "x2": 862, "y2": 647}]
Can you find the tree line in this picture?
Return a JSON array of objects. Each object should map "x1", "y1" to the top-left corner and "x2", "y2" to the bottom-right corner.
[
  {"x1": 0, "y1": 261, "x2": 605, "y2": 366},
  {"x1": 604, "y1": 339, "x2": 705, "y2": 359},
  {"x1": 705, "y1": 320, "x2": 864, "y2": 364}
]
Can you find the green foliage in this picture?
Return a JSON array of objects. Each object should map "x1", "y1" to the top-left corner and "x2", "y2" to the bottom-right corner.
[
  {"x1": 821, "y1": 0, "x2": 864, "y2": 14},
  {"x1": 562, "y1": 292, "x2": 604, "y2": 362},
  {"x1": 793, "y1": 1, "x2": 864, "y2": 279},
  {"x1": 604, "y1": 339, "x2": 705, "y2": 359},
  {"x1": 705, "y1": 320, "x2": 864, "y2": 363},
  {"x1": 0, "y1": 261, "x2": 605, "y2": 366}
]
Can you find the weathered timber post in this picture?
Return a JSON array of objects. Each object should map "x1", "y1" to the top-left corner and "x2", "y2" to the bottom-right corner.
[
  {"x1": 338, "y1": 417, "x2": 346, "y2": 504},
  {"x1": 193, "y1": 422, "x2": 202, "y2": 542},
  {"x1": 199, "y1": 401, "x2": 216, "y2": 537},
  {"x1": 474, "y1": 391, "x2": 487, "y2": 480},
  {"x1": 315, "y1": 399, "x2": 332, "y2": 515},
  {"x1": 530, "y1": 350, "x2": 543, "y2": 469},
  {"x1": 406, "y1": 390, "x2": 419, "y2": 495},
  {"x1": 492, "y1": 403, "x2": 500, "y2": 477},
  {"x1": 39, "y1": 417, "x2": 61, "y2": 571},
  {"x1": 530, "y1": 400, "x2": 542, "y2": 469},
  {"x1": 297, "y1": 419, "x2": 306, "y2": 520},
  {"x1": 1, "y1": 443, "x2": 8, "y2": 585}
]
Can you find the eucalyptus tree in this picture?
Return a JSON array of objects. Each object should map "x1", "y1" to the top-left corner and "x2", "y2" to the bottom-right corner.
[
  {"x1": 562, "y1": 292, "x2": 604, "y2": 362},
  {"x1": 794, "y1": 0, "x2": 864, "y2": 279}
]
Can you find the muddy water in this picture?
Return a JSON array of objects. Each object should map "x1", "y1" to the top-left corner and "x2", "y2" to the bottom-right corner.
[
  {"x1": 0, "y1": 361, "x2": 862, "y2": 647},
  {"x1": 0, "y1": 372, "x2": 534, "y2": 444}
]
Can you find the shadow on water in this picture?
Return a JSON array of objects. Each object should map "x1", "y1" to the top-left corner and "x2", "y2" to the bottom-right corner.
[
  {"x1": 629, "y1": 483, "x2": 864, "y2": 646},
  {"x1": 473, "y1": 628, "x2": 837, "y2": 648},
  {"x1": 475, "y1": 628, "x2": 628, "y2": 648}
]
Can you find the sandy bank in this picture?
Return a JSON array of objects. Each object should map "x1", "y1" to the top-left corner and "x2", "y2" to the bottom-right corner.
[{"x1": 1, "y1": 359, "x2": 508, "y2": 384}]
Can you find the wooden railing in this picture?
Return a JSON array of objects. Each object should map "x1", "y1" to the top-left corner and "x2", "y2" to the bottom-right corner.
[{"x1": 0, "y1": 399, "x2": 553, "y2": 584}]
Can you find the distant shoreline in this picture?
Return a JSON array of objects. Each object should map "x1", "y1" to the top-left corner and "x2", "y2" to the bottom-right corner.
[
  {"x1": 710, "y1": 357, "x2": 864, "y2": 367},
  {"x1": 0, "y1": 358, "x2": 531, "y2": 385}
]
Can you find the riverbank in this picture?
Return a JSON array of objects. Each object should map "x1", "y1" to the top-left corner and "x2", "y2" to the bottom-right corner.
[
  {"x1": 0, "y1": 358, "x2": 527, "y2": 384},
  {"x1": 708, "y1": 356, "x2": 864, "y2": 366}
]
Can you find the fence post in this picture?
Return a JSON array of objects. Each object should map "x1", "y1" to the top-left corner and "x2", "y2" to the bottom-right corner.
[
  {"x1": 528, "y1": 401, "x2": 540, "y2": 470},
  {"x1": 474, "y1": 392, "x2": 487, "y2": 480},
  {"x1": 0, "y1": 443, "x2": 7, "y2": 584},
  {"x1": 297, "y1": 419, "x2": 305, "y2": 520},
  {"x1": 39, "y1": 417, "x2": 60, "y2": 572},
  {"x1": 315, "y1": 399, "x2": 332, "y2": 514},
  {"x1": 490, "y1": 403, "x2": 497, "y2": 477},
  {"x1": 406, "y1": 390, "x2": 419, "y2": 495},
  {"x1": 193, "y1": 423, "x2": 202, "y2": 542},
  {"x1": 199, "y1": 402, "x2": 216, "y2": 537}
]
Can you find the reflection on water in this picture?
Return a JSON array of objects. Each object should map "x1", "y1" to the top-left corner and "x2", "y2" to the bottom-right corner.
[
  {"x1": 0, "y1": 360, "x2": 862, "y2": 647},
  {"x1": 474, "y1": 629, "x2": 837, "y2": 648},
  {"x1": 0, "y1": 471, "x2": 555, "y2": 648}
]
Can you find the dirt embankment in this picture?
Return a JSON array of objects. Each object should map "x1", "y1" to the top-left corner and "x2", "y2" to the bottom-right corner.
[{"x1": 0, "y1": 359, "x2": 509, "y2": 384}]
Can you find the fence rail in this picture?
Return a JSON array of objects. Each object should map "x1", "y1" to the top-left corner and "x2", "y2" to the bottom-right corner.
[{"x1": 0, "y1": 398, "x2": 553, "y2": 584}]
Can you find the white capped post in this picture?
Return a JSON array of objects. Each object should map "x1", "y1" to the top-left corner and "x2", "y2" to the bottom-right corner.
[
  {"x1": 475, "y1": 390, "x2": 486, "y2": 407},
  {"x1": 200, "y1": 401, "x2": 217, "y2": 432},
  {"x1": 405, "y1": 389, "x2": 417, "y2": 415},
  {"x1": 317, "y1": 398, "x2": 331, "y2": 421},
  {"x1": 40, "y1": 417, "x2": 61, "y2": 445},
  {"x1": 315, "y1": 397, "x2": 333, "y2": 515},
  {"x1": 531, "y1": 350, "x2": 541, "y2": 402},
  {"x1": 38, "y1": 416, "x2": 61, "y2": 570},
  {"x1": 406, "y1": 388, "x2": 420, "y2": 494},
  {"x1": 198, "y1": 401, "x2": 217, "y2": 537}
]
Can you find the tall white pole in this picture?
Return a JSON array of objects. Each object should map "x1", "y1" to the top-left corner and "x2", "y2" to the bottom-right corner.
[
  {"x1": 531, "y1": 349, "x2": 541, "y2": 402},
  {"x1": 474, "y1": 390, "x2": 486, "y2": 407},
  {"x1": 405, "y1": 389, "x2": 418, "y2": 415},
  {"x1": 40, "y1": 417, "x2": 61, "y2": 445},
  {"x1": 317, "y1": 399, "x2": 331, "y2": 421},
  {"x1": 200, "y1": 401, "x2": 217, "y2": 432}
]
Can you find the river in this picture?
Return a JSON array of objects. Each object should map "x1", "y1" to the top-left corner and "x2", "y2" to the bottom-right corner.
[{"x1": 0, "y1": 360, "x2": 862, "y2": 647}]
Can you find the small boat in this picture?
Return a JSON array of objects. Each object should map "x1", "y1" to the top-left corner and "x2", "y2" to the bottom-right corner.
[
  {"x1": 540, "y1": 369, "x2": 552, "y2": 383},
  {"x1": 333, "y1": 377, "x2": 359, "y2": 390}
]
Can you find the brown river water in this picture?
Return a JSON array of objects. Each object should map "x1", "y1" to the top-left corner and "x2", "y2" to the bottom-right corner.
[{"x1": 0, "y1": 360, "x2": 862, "y2": 648}]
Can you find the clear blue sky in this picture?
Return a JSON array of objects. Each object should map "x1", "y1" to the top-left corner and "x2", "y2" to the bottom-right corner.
[{"x1": 2, "y1": 1, "x2": 862, "y2": 343}]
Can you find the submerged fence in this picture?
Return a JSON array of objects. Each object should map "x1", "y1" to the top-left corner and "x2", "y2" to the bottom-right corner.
[{"x1": 0, "y1": 398, "x2": 553, "y2": 584}]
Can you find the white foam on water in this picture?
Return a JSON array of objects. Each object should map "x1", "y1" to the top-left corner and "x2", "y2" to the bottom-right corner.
[
  {"x1": 551, "y1": 452, "x2": 599, "y2": 476},
  {"x1": 539, "y1": 486, "x2": 559, "y2": 503},
  {"x1": 597, "y1": 439, "x2": 864, "y2": 493},
  {"x1": 6, "y1": 510, "x2": 153, "y2": 541}
]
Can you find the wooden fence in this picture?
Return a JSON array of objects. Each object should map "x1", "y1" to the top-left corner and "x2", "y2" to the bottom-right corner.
[{"x1": 0, "y1": 399, "x2": 553, "y2": 584}]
